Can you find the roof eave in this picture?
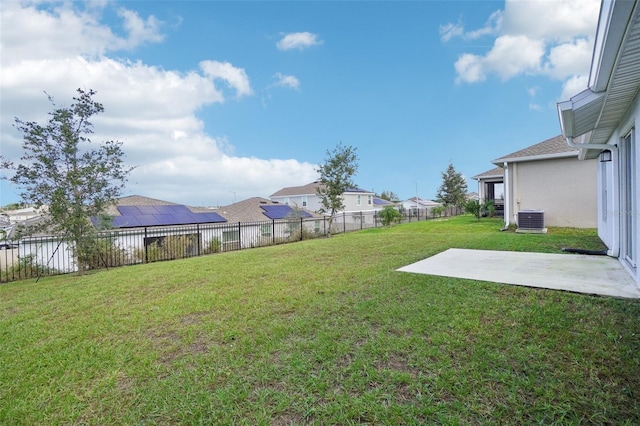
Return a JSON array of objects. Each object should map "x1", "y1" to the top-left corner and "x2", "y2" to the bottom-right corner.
[{"x1": 491, "y1": 151, "x2": 577, "y2": 166}]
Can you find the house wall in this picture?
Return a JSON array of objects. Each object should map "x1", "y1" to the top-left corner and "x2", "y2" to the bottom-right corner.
[
  {"x1": 508, "y1": 157, "x2": 597, "y2": 228},
  {"x1": 342, "y1": 193, "x2": 374, "y2": 212},
  {"x1": 598, "y1": 89, "x2": 639, "y2": 288},
  {"x1": 270, "y1": 194, "x2": 323, "y2": 213}
]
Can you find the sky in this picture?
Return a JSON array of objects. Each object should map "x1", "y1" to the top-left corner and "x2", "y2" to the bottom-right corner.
[{"x1": 0, "y1": 0, "x2": 601, "y2": 207}]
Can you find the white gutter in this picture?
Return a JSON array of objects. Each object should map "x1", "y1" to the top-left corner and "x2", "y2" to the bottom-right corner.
[
  {"x1": 564, "y1": 136, "x2": 617, "y2": 154},
  {"x1": 502, "y1": 162, "x2": 510, "y2": 229}
]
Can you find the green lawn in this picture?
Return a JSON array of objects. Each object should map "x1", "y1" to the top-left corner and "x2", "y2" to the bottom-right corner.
[{"x1": 2, "y1": 216, "x2": 639, "y2": 424}]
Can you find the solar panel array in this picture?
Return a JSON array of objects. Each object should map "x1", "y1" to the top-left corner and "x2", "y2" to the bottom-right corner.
[
  {"x1": 108, "y1": 205, "x2": 226, "y2": 228},
  {"x1": 260, "y1": 205, "x2": 312, "y2": 220}
]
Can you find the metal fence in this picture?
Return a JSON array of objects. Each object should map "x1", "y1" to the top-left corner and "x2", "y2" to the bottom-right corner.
[{"x1": 1, "y1": 208, "x2": 451, "y2": 283}]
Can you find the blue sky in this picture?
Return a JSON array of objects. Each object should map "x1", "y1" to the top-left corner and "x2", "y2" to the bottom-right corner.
[{"x1": 0, "y1": 0, "x2": 600, "y2": 207}]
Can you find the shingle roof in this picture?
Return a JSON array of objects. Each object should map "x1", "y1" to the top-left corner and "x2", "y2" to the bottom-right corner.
[
  {"x1": 213, "y1": 197, "x2": 322, "y2": 223},
  {"x1": 270, "y1": 182, "x2": 322, "y2": 197},
  {"x1": 270, "y1": 181, "x2": 373, "y2": 197},
  {"x1": 492, "y1": 135, "x2": 577, "y2": 164},
  {"x1": 472, "y1": 166, "x2": 504, "y2": 180}
]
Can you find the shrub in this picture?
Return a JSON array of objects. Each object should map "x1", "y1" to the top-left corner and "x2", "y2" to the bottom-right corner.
[
  {"x1": 85, "y1": 237, "x2": 129, "y2": 270},
  {"x1": 203, "y1": 237, "x2": 221, "y2": 254},
  {"x1": 1, "y1": 253, "x2": 56, "y2": 283},
  {"x1": 379, "y1": 205, "x2": 401, "y2": 227},
  {"x1": 135, "y1": 234, "x2": 199, "y2": 263},
  {"x1": 465, "y1": 199, "x2": 482, "y2": 220}
]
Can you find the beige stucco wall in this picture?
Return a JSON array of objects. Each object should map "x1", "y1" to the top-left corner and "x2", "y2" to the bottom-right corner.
[{"x1": 507, "y1": 157, "x2": 597, "y2": 228}]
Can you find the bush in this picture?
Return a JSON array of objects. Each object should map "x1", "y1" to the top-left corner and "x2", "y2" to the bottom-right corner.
[
  {"x1": 379, "y1": 205, "x2": 401, "y2": 227},
  {"x1": 85, "y1": 237, "x2": 129, "y2": 270},
  {"x1": 1, "y1": 254, "x2": 56, "y2": 283},
  {"x1": 203, "y1": 237, "x2": 221, "y2": 254},
  {"x1": 431, "y1": 205, "x2": 446, "y2": 218},
  {"x1": 135, "y1": 234, "x2": 199, "y2": 263},
  {"x1": 465, "y1": 199, "x2": 482, "y2": 220}
]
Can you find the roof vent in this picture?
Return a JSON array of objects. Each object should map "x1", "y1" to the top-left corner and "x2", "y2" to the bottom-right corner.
[{"x1": 517, "y1": 210, "x2": 547, "y2": 233}]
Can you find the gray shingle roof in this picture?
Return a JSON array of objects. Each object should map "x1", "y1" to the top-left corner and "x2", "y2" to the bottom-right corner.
[
  {"x1": 472, "y1": 166, "x2": 504, "y2": 180},
  {"x1": 213, "y1": 197, "x2": 322, "y2": 223},
  {"x1": 270, "y1": 181, "x2": 373, "y2": 197},
  {"x1": 493, "y1": 135, "x2": 577, "y2": 164},
  {"x1": 270, "y1": 182, "x2": 322, "y2": 197}
]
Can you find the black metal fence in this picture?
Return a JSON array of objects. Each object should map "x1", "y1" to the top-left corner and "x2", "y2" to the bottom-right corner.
[{"x1": 1, "y1": 208, "x2": 452, "y2": 283}]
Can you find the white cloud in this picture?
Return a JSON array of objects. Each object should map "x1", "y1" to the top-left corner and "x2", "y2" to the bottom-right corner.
[
  {"x1": 439, "y1": 21, "x2": 465, "y2": 43},
  {"x1": 276, "y1": 32, "x2": 323, "y2": 51},
  {"x1": 116, "y1": 8, "x2": 165, "y2": 48},
  {"x1": 448, "y1": 0, "x2": 599, "y2": 91},
  {"x1": 0, "y1": 2, "x2": 317, "y2": 206},
  {"x1": 454, "y1": 53, "x2": 486, "y2": 84},
  {"x1": 440, "y1": 10, "x2": 502, "y2": 42},
  {"x1": 200, "y1": 60, "x2": 253, "y2": 98},
  {"x1": 272, "y1": 73, "x2": 301, "y2": 90},
  {"x1": 484, "y1": 35, "x2": 545, "y2": 80}
]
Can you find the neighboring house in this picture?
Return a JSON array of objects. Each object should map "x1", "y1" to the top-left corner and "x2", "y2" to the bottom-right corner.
[
  {"x1": 481, "y1": 135, "x2": 597, "y2": 228},
  {"x1": 270, "y1": 181, "x2": 375, "y2": 213},
  {"x1": 466, "y1": 192, "x2": 479, "y2": 201},
  {"x1": 472, "y1": 166, "x2": 505, "y2": 216},
  {"x1": 372, "y1": 197, "x2": 394, "y2": 210},
  {"x1": 212, "y1": 197, "x2": 325, "y2": 249},
  {"x1": 8, "y1": 195, "x2": 228, "y2": 273},
  {"x1": 270, "y1": 182, "x2": 376, "y2": 231},
  {"x1": 557, "y1": 0, "x2": 639, "y2": 288},
  {"x1": 400, "y1": 197, "x2": 443, "y2": 217},
  {"x1": 3, "y1": 206, "x2": 46, "y2": 224}
]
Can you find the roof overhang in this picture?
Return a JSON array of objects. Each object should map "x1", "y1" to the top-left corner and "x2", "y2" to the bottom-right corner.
[
  {"x1": 491, "y1": 151, "x2": 577, "y2": 166},
  {"x1": 557, "y1": 0, "x2": 640, "y2": 160}
]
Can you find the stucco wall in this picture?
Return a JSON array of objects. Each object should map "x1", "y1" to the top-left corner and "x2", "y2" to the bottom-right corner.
[
  {"x1": 341, "y1": 193, "x2": 374, "y2": 212},
  {"x1": 509, "y1": 157, "x2": 597, "y2": 228}
]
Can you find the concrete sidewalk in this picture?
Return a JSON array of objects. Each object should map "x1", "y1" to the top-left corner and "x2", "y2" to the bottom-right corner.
[{"x1": 397, "y1": 248, "x2": 640, "y2": 299}]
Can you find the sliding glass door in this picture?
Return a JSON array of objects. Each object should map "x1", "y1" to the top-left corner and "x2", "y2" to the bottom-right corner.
[{"x1": 621, "y1": 130, "x2": 636, "y2": 269}]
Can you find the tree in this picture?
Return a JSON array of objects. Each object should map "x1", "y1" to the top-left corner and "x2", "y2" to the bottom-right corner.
[
  {"x1": 379, "y1": 205, "x2": 401, "y2": 227},
  {"x1": 1, "y1": 88, "x2": 133, "y2": 274},
  {"x1": 379, "y1": 190, "x2": 400, "y2": 202},
  {"x1": 464, "y1": 199, "x2": 482, "y2": 220},
  {"x1": 316, "y1": 142, "x2": 359, "y2": 235},
  {"x1": 435, "y1": 162, "x2": 468, "y2": 214}
]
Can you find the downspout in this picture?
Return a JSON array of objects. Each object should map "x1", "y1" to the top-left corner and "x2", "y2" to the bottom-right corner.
[
  {"x1": 564, "y1": 137, "x2": 620, "y2": 257},
  {"x1": 502, "y1": 162, "x2": 510, "y2": 229}
]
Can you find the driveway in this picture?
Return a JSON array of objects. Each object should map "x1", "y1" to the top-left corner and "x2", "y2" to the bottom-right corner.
[{"x1": 397, "y1": 248, "x2": 640, "y2": 299}]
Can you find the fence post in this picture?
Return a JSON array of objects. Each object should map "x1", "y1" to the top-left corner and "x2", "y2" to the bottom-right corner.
[
  {"x1": 238, "y1": 222, "x2": 241, "y2": 250},
  {"x1": 343, "y1": 212, "x2": 346, "y2": 234},
  {"x1": 143, "y1": 227, "x2": 149, "y2": 263},
  {"x1": 272, "y1": 220, "x2": 275, "y2": 245},
  {"x1": 360, "y1": 211, "x2": 363, "y2": 230},
  {"x1": 298, "y1": 217, "x2": 302, "y2": 241},
  {"x1": 196, "y1": 224, "x2": 201, "y2": 256}
]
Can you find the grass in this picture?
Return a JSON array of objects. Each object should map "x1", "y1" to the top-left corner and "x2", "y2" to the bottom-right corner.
[{"x1": 1, "y1": 216, "x2": 639, "y2": 424}]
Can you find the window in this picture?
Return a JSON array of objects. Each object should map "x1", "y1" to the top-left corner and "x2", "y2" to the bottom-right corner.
[
  {"x1": 302, "y1": 196, "x2": 307, "y2": 207},
  {"x1": 367, "y1": 195, "x2": 372, "y2": 205},
  {"x1": 357, "y1": 195, "x2": 361, "y2": 206},
  {"x1": 284, "y1": 197, "x2": 290, "y2": 205},
  {"x1": 621, "y1": 130, "x2": 636, "y2": 268},
  {"x1": 261, "y1": 224, "x2": 271, "y2": 237},
  {"x1": 600, "y1": 160, "x2": 608, "y2": 222},
  {"x1": 222, "y1": 229, "x2": 240, "y2": 251},
  {"x1": 223, "y1": 230, "x2": 239, "y2": 243}
]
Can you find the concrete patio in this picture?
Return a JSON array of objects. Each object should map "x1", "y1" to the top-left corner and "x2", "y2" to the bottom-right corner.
[{"x1": 397, "y1": 248, "x2": 640, "y2": 299}]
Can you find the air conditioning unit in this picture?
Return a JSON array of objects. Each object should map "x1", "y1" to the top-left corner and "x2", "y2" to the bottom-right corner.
[{"x1": 517, "y1": 210, "x2": 546, "y2": 233}]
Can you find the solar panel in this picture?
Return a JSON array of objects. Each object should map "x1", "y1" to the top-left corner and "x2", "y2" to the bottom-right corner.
[
  {"x1": 102, "y1": 205, "x2": 227, "y2": 228},
  {"x1": 261, "y1": 205, "x2": 312, "y2": 220}
]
